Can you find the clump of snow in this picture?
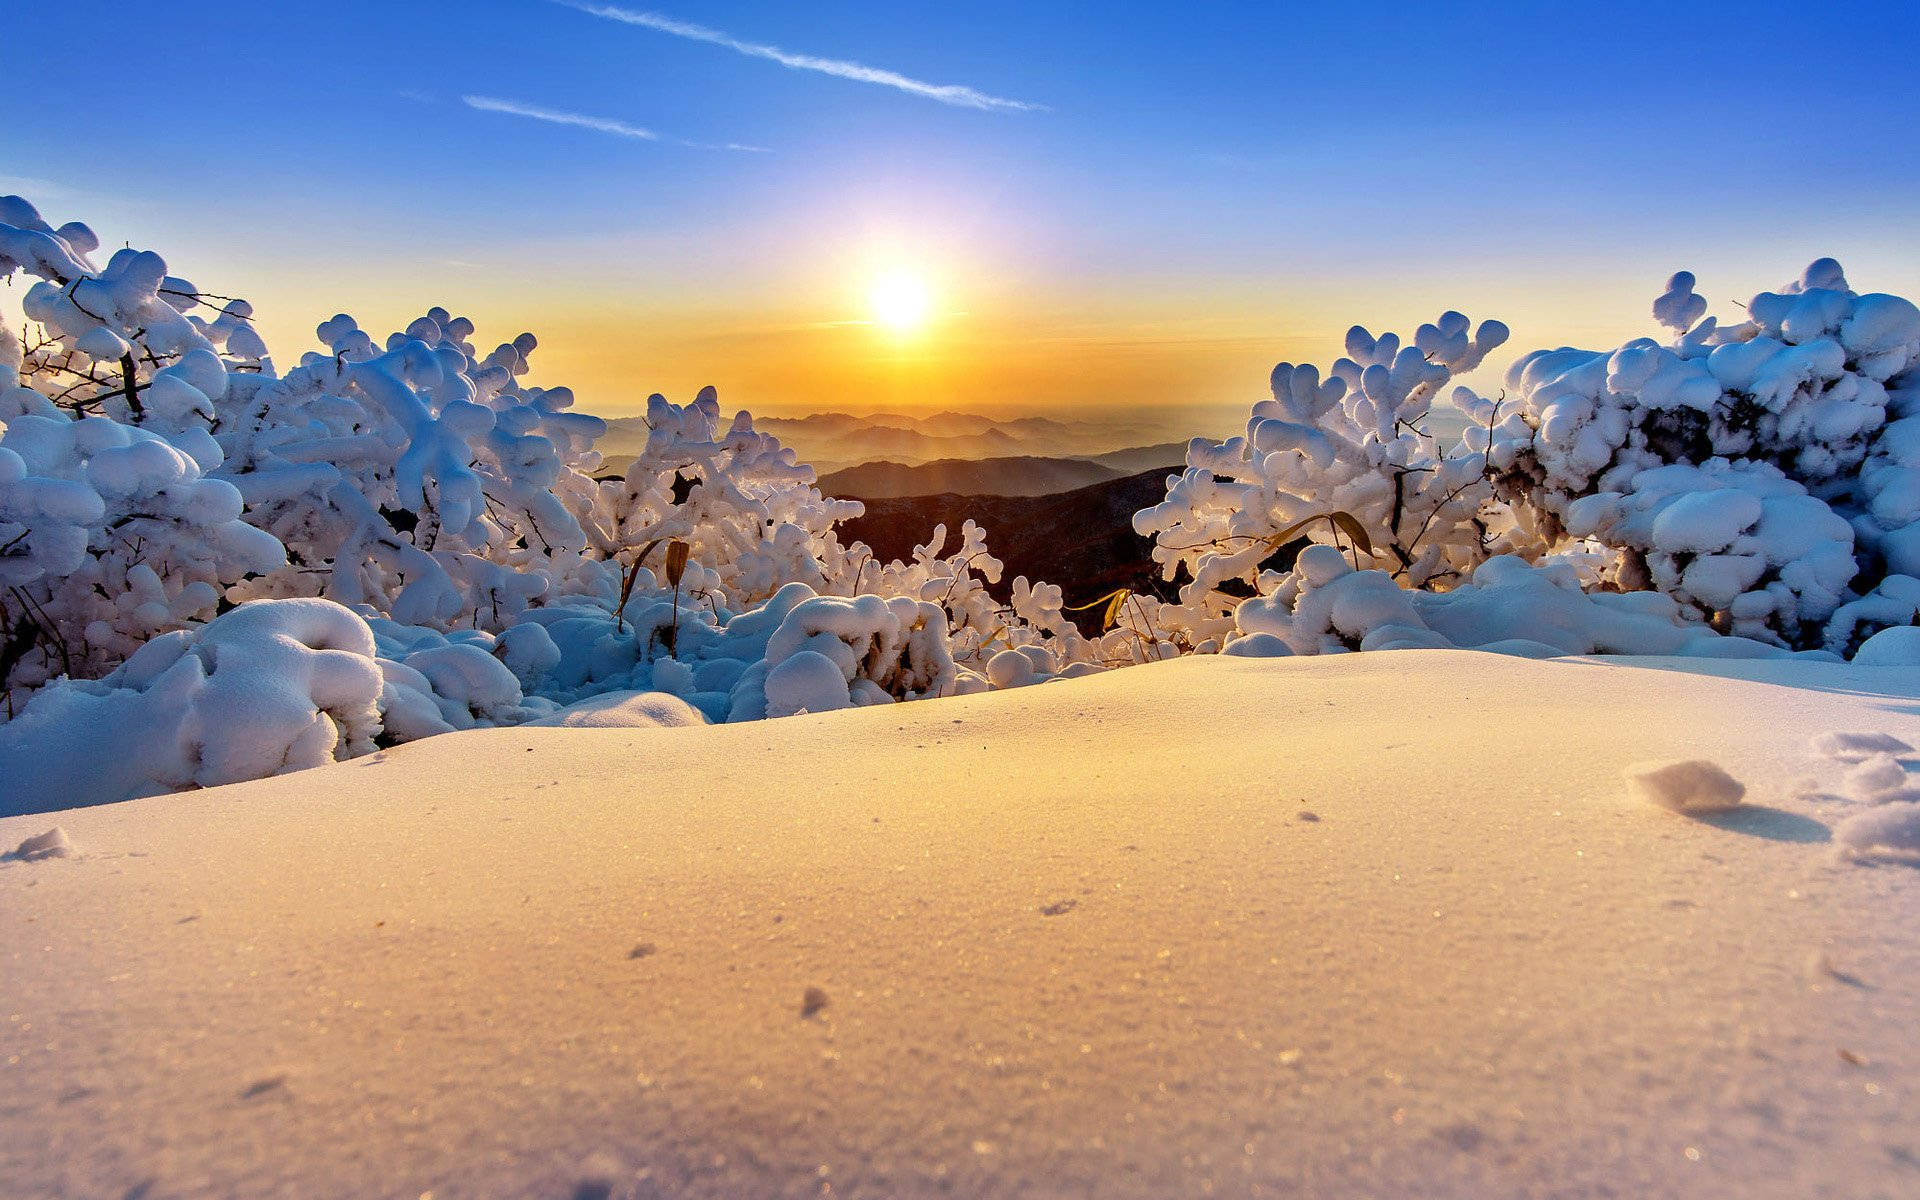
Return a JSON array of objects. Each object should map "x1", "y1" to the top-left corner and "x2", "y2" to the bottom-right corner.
[
  {"x1": 761, "y1": 648, "x2": 856, "y2": 719},
  {"x1": 1231, "y1": 551, "x2": 1790, "y2": 658},
  {"x1": 1834, "y1": 802, "x2": 1920, "y2": 861},
  {"x1": 1624, "y1": 759, "x2": 1746, "y2": 814},
  {"x1": 6, "y1": 826, "x2": 71, "y2": 860},
  {"x1": 1811, "y1": 729, "x2": 1914, "y2": 763},
  {"x1": 1842, "y1": 753, "x2": 1911, "y2": 802}
]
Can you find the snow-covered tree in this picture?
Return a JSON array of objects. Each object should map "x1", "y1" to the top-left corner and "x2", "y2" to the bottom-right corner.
[
  {"x1": 1, "y1": 193, "x2": 1087, "y2": 805},
  {"x1": 1133, "y1": 261, "x2": 1920, "y2": 659},
  {"x1": 1486, "y1": 260, "x2": 1920, "y2": 650},
  {"x1": 1132, "y1": 311, "x2": 1509, "y2": 650}
]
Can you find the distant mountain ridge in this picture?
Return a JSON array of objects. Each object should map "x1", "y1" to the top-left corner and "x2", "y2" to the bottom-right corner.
[
  {"x1": 594, "y1": 408, "x2": 1191, "y2": 474},
  {"x1": 819, "y1": 456, "x2": 1123, "y2": 499},
  {"x1": 1087, "y1": 441, "x2": 1190, "y2": 476}
]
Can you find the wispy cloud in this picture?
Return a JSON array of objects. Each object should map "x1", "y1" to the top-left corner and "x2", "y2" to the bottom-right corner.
[
  {"x1": 551, "y1": 1, "x2": 1046, "y2": 113},
  {"x1": 463, "y1": 94, "x2": 661, "y2": 140},
  {"x1": 461, "y1": 94, "x2": 768, "y2": 152}
]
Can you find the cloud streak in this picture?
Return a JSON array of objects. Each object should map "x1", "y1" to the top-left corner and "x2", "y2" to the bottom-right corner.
[
  {"x1": 461, "y1": 95, "x2": 767, "y2": 152},
  {"x1": 551, "y1": 1, "x2": 1045, "y2": 113},
  {"x1": 463, "y1": 94, "x2": 660, "y2": 140}
]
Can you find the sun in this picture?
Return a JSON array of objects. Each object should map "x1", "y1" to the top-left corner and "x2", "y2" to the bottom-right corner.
[{"x1": 868, "y1": 271, "x2": 933, "y2": 334}]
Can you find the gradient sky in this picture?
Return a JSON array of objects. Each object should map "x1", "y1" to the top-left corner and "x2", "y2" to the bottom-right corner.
[{"x1": 6, "y1": 0, "x2": 1919, "y2": 428}]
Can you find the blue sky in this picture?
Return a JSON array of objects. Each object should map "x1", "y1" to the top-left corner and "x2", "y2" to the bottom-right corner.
[{"x1": 5, "y1": 1, "x2": 1918, "y2": 420}]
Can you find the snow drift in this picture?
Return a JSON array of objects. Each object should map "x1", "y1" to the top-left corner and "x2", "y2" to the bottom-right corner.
[{"x1": 4, "y1": 652, "x2": 1919, "y2": 1198}]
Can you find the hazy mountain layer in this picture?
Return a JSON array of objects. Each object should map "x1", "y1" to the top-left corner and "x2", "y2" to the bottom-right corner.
[{"x1": 819, "y1": 456, "x2": 1122, "y2": 499}]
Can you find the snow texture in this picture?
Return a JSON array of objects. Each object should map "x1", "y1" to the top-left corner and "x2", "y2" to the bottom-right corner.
[{"x1": 5, "y1": 653, "x2": 1920, "y2": 1198}]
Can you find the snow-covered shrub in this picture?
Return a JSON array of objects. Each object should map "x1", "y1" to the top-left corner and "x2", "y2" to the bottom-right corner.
[
  {"x1": 837, "y1": 520, "x2": 1007, "y2": 662},
  {"x1": 1486, "y1": 261, "x2": 1920, "y2": 650},
  {"x1": 1223, "y1": 547, "x2": 1792, "y2": 659},
  {"x1": 0, "y1": 598, "x2": 385, "y2": 806},
  {"x1": 1134, "y1": 311, "x2": 1510, "y2": 646},
  {"x1": 729, "y1": 592, "x2": 962, "y2": 719},
  {"x1": 4, "y1": 193, "x2": 1089, "y2": 807},
  {"x1": 1, "y1": 198, "x2": 287, "y2": 697},
  {"x1": 216, "y1": 307, "x2": 612, "y2": 631},
  {"x1": 595, "y1": 386, "x2": 864, "y2": 611},
  {"x1": 0, "y1": 597, "x2": 574, "y2": 809},
  {"x1": 0, "y1": 414, "x2": 285, "y2": 690},
  {"x1": 1135, "y1": 261, "x2": 1920, "y2": 659}
]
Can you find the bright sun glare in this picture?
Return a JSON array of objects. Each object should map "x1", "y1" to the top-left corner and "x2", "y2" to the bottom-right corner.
[{"x1": 867, "y1": 271, "x2": 933, "y2": 334}]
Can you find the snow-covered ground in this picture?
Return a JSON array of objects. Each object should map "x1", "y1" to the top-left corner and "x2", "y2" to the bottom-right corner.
[{"x1": 5, "y1": 651, "x2": 1919, "y2": 1199}]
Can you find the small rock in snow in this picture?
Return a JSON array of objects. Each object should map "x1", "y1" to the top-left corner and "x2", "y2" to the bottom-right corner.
[
  {"x1": 8, "y1": 827, "x2": 73, "y2": 861},
  {"x1": 1039, "y1": 899, "x2": 1078, "y2": 916},
  {"x1": 801, "y1": 986, "x2": 830, "y2": 1019},
  {"x1": 627, "y1": 943, "x2": 657, "y2": 960},
  {"x1": 1811, "y1": 730, "x2": 1914, "y2": 764},
  {"x1": 1626, "y1": 760, "x2": 1745, "y2": 814}
]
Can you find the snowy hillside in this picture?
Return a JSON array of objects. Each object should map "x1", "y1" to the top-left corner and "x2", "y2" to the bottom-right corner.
[{"x1": 5, "y1": 652, "x2": 1920, "y2": 1198}]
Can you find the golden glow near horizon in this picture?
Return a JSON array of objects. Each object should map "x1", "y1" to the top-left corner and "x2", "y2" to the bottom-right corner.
[
  {"x1": 866, "y1": 270, "x2": 933, "y2": 335},
  {"x1": 217, "y1": 229, "x2": 1722, "y2": 428}
]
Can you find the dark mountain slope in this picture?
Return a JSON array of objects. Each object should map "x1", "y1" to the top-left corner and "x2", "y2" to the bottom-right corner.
[{"x1": 836, "y1": 465, "x2": 1187, "y2": 608}]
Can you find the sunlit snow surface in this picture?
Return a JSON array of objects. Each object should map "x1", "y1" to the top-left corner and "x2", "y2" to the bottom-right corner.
[{"x1": 4, "y1": 652, "x2": 1920, "y2": 1198}]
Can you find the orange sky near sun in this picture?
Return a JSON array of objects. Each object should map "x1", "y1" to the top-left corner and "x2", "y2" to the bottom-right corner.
[{"x1": 233, "y1": 264, "x2": 1676, "y2": 433}]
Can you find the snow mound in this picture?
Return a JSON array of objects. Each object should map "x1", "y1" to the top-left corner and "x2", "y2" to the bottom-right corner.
[
  {"x1": 0, "y1": 598, "x2": 384, "y2": 809},
  {"x1": 0, "y1": 597, "x2": 559, "y2": 812},
  {"x1": 1853, "y1": 625, "x2": 1920, "y2": 666},
  {"x1": 1625, "y1": 759, "x2": 1746, "y2": 814},
  {"x1": 762, "y1": 648, "x2": 856, "y2": 718},
  {"x1": 530, "y1": 690, "x2": 707, "y2": 729}
]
